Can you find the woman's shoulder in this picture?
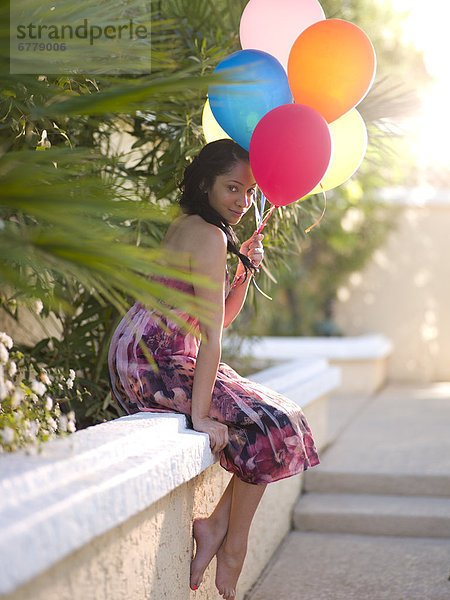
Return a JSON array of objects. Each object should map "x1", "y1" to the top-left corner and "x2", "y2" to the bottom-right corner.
[
  {"x1": 169, "y1": 215, "x2": 227, "y2": 245},
  {"x1": 161, "y1": 216, "x2": 227, "y2": 270}
]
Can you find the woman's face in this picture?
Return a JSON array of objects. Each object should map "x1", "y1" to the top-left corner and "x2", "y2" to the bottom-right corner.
[{"x1": 205, "y1": 160, "x2": 257, "y2": 225}]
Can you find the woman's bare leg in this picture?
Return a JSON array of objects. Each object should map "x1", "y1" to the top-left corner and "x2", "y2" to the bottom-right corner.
[
  {"x1": 190, "y1": 475, "x2": 235, "y2": 590},
  {"x1": 216, "y1": 478, "x2": 267, "y2": 600}
]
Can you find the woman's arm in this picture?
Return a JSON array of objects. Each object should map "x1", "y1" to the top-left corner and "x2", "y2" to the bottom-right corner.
[
  {"x1": 190, "y1": 223, "x2": 229, "y2": 453},
  {"x1": 224, "y1": 232, "x2": 264, "y2": 328}
]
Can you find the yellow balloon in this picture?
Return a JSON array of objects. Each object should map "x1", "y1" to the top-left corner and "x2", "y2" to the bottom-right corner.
[
  {"x1": 309, "y1": 109, "x2": 368, "y2": 194},
  {"x1": 202, "y1": 99, "x2": 230, "y2": 143}
]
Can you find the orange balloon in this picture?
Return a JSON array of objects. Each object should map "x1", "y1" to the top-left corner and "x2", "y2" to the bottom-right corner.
[{"x1": 287, "y1": 19, "x2": 376, "y2": 123}]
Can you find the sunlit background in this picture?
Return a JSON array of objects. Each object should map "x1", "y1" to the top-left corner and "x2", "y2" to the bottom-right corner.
[{"x1": 389, "y1": 0, "x2": 450, "y2": 182}]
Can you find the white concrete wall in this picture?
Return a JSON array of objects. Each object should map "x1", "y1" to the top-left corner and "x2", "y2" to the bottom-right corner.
[
  {"x1": 334, "y1": 189, "x2": 450, "y2": 383},
  {"x1": 234, "y1": 334, "x2": 392, "y2": 395},
  {"x1": 0, "y1": 358, "x2": 339, "y2": 600}
]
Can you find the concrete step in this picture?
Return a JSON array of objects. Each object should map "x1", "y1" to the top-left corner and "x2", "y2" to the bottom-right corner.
[
  {"x1": 246, "y1": 531, "x2": 450, "y2": 600},
  {"x1": 304, "y1": 385, "x2": 450, "y2": 500},
  {"x1": 293, "y1": 492, "x2": 450, "y2": 538},
  {"x1": 304, "y1": 468, "x2": 450, "y2": 497}
]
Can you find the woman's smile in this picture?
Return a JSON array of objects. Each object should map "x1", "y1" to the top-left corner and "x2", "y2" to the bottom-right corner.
[{"x1": 205, "y1": 160, "x2": 256, "y2": 224}]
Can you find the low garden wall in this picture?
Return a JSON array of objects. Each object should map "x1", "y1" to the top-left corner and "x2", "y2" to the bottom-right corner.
[
  {"x1": 0, "y1": 357, "x2": 340, "y2": 600},
  {"x1": 236, "y1": 334, "x2": 392, "y2": 395}
]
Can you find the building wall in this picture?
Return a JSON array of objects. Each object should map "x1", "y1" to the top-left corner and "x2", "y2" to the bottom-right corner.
[{"x1": 334, "y1": 191, "x2": 450, "y2": 382}]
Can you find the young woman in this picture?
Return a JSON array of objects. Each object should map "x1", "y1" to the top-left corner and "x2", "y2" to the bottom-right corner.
[{"x1": 108, "y1": 139, "x2": 320, "y2": 600}]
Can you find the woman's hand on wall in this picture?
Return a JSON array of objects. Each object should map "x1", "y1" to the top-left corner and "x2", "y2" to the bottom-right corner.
[{"x1": 192, "y1": 416, "x2": 229, "y2": 454}]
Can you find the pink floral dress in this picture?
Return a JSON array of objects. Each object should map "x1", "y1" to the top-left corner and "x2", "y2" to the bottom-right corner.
[{"x1": 108, "y1": 272, "x2": 319, "y2": 484}]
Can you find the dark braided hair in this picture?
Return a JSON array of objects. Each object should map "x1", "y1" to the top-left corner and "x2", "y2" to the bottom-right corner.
[{"x1": 178, "y1": 139, "x2": 257, "y2": 279}]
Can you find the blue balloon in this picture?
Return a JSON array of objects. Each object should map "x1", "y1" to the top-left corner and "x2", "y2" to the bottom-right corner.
[{"x1": 208, "y1": 50, "x2": 292, "y2": 150}]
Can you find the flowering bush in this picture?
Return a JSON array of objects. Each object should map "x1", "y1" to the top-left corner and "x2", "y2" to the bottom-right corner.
[{"x1": 0, "y1": 332, "x2": 80, "y2": 453}]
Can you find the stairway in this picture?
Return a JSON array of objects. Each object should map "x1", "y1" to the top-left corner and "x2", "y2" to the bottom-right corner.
[
  {"x1": 295, "y1": 475, "x2": 450, "y2": 539},
  {"x1": 247, "y1": 385, "x2": 450, "y2": 600}
]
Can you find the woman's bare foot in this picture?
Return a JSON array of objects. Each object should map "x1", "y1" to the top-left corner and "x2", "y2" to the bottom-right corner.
[
  {"x1": 190, "y1": 517, "x2": 227, "y2": 590},
  {"x1": 215, "y1": 538, "x2": 247, "y2": 600}
]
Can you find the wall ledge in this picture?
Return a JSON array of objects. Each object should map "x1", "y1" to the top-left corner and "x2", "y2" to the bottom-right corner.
[
  {"x1": 0, "y1": 357, "x2": 339, "y2": 596},
  {"x1": 376, "y1": 186, "x2": 450, "y2": 207},
  {"x1": 235, "y1": 334, "x2": 393, "y2": 362}
]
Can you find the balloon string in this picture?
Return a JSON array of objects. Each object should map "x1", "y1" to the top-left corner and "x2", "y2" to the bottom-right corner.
[
  {"x1": 256, "y1": 204, "x2": 276, "y2": 234},
  {"x1": 253, "y1": 190, "x2": 266, "y2": 229},
  {"x1": 251, "y1": 201, "x2": 275, "y2": 300},
  {"x1": 252, "y1": 277, "x2": 272, "y2": 300},
  {"x1": 253, "y1": 197, "x2": 261, "y2": 229},
  {"x1": 260, "y1": 192, "x2": 266, "y2": 225},
  {"x1": 305, "y1": 184, "x2": 327, "y2": 233}
]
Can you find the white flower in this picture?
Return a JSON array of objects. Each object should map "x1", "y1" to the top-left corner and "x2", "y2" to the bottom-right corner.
[
  {"x1": 0, "y1": 365, "x2": 7, "y2": 401},
  {"x1": 67, "y1": 410, "x2": 76, "y2": 433},
  {"x1": 11, "y1": 388, "x2": 24, "y2": 409},
  {"x1": 48, "y1": 417, "x2": 57, "y2": 431},
  {"x1": 8, "y1": 361, "x2": 17, "y2": 378},
  {"x1": 45, "y1": 396, "x2": 53, "y2": 411},
  {"x1": 0, "y1": 343, "x2": 9, "y2": 364},
  {"x1": 5, "y1": 380, "x2": 14, "y2": 393},
  {"x1": 31, "y1": 421, "x2": 40, "y2": 437},
  {"x1": 0, "y1": 427, "x2": 14, "y2": 444},
  {"x1": 24, "y1": 420, "x2": 39, "y2": 439},
  {"x1": 31, "y1": 380, "x2": 46, "y2": 396},
  {"x1": 0, "y1": 333, "x2": 13, "y2": 350},
  {"x1": 35, "y1": 299, "x2": 44, "y2": 315},
  {"x1": 69, "y1": 369, "x2": 76, "y2": 380},
  {"x1": 66, "y1": 378, "x2": 74, "y2": 390},
  {"x1": 41, "y1": 372, "x2": 51, "y2": 386},
  {"x1": 58, "y1": 415, "x2": 68, "y2": 432}
]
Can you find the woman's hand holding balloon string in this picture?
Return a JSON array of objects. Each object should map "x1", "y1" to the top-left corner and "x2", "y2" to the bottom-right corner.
[
  {"x1": 230, "y1": 232, "x2": 264, "y2": 292},
  {"x1": 228, "y1": 232, "x2": 264, "y2": 292},
  {"x1": 240, "y1": 232, "x2": 264, "y2": 269}
]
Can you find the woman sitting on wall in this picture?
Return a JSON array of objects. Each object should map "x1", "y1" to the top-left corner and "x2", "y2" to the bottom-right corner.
[{"x1": 108, "y1": 139, "x2": 320, "y2": 600}]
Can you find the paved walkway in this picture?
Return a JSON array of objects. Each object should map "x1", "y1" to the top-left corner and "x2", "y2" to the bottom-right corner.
[{"x1": 247, "y1": 383, "x2": 450, "y2": 600}]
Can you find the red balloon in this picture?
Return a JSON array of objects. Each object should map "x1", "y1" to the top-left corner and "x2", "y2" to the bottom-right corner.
[{"x1": 249, "y1": 104, "x2": 332, "y2": 206}]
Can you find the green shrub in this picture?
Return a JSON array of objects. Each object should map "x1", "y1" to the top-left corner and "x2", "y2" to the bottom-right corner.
[{"x1": 0, "y1": 331, "x2": 83, "y2": 453}]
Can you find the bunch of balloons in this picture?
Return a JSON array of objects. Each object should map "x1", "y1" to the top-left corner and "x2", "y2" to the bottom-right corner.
[{"x1": 203, "y1": 0, "x2": 376, "y2": 213}]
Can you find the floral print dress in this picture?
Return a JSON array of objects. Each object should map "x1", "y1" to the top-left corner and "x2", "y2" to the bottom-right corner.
[{"x1": 108, "y1": 272, "x2": 319, "y2": 484}]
